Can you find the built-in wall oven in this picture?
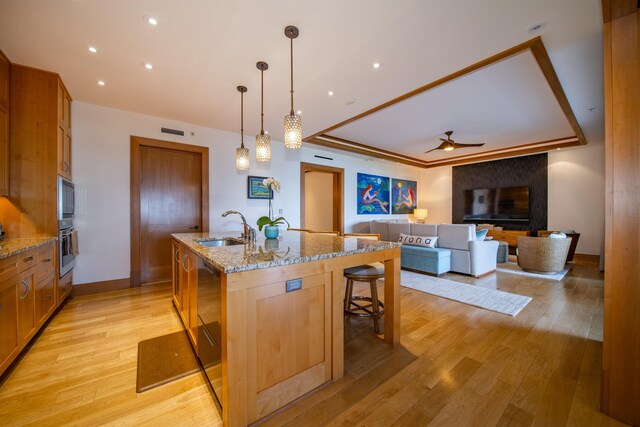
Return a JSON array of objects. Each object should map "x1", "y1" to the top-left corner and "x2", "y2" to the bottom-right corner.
[
  {"x1": 58, "y1": 177, "x2": 76, "y2": 278},
  {"x1": 197, "y1": 258, "x2": 222, "y2": 406}
]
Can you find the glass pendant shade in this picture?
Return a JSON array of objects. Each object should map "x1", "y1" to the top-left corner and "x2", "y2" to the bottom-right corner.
[
  {"x1": 236, "y1": 145, "x2": 250, "y2": 171},
  {"x1": 284, "y1": 113, "x2": 302, "y2": 149},
  {"x1": 256, "y1": 133, "x2": 271, "y2": 161}
]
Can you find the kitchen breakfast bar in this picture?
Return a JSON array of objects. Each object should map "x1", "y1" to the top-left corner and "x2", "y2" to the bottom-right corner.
[{"x1": 170, "y1": 231, "x2": 401, "y2": 426}]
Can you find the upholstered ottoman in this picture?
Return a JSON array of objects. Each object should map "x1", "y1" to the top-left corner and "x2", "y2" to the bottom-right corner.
[
  {"x1": 496, "y1": 241, "x2": 509, "y2": 263},
  {"x1": 401, "y1": 246, "x2": 451, "y2": 276}
]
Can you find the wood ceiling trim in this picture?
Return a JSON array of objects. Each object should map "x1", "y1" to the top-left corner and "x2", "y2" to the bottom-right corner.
[
  {"x1": 303, "y1": 37, "x2": 588, "y2": 166},
  {"x1": 310, "y1": 134, "x2": 582, "y2": 169}
]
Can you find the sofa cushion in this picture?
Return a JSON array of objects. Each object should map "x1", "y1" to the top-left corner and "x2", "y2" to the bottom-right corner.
[
  {"x1": 398, "y1": 233, "x2": 438, "y2": 248},
  {"x1": 401, "y1": 245, "x2": 451, "y2": 258},
  {"x1": 409, "y1": 223, "x2": 438, "y2": 237},
  {"x1": 370, "y1": 221, "x2": 389, "y2": 241},
  {"x1": 388, "y1": 223, "x2": 411, "y2": 242},
  {"x1": 437, "y1": 224, "x2": 476, "y2": 251}
]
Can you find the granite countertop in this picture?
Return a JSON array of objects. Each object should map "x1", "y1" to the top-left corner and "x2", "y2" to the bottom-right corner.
[
  {"x1": 171, "y1": 231, "x2": 401, "y2": 274},
  {"x1": 0, "y1": 237, "x2": 58, "y2": 260}
]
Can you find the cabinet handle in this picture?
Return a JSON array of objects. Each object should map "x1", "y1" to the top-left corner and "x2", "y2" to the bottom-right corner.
[
  {"x1": 0, "y1": 302, "x2": 3, "y2": 313},
  {"x1": 23, "y1": 256, "x2": 34, "y2": 263},
  {"x1": 43, "y1": 295, "x2": 53, "y2": 301},
  {"x1": 41, "y1": 258, "x2": 52, "y2": 263},
  {"x1": 64, "y1": 161, "x2": 70, "y2": 172},
  {"x1": 174, "y1": 247, "x2": 181, "y2": 263},
  {"x1": 20, "y1": 280, "x2": 30, "y2": 300},
  {"x1": 189, "y1": 225, "x2": 200, "y2": 230},
  {"x1": 181, "y1": 255, "x2": 189, "y2": 272}
]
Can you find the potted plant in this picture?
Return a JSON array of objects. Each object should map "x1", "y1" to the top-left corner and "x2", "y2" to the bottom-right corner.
[{"x1": 256, "y1": 177, "x2": 290, "y2": 239}]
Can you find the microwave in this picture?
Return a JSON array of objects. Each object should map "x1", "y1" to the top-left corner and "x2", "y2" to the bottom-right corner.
[{"x1": 58, "y1": 176, "x2": 75, "y2": 220}]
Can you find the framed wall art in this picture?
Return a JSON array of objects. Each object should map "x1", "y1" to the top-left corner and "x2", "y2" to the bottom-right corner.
[
  {"x1": 357, "y1": 173, "x2": 390, "y2": 215},
  {"x1": 247, "y1": 176, "x2": 273, "y2": 199}
]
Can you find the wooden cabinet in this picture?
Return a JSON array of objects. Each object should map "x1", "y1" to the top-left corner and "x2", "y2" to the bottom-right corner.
[
  {"x1": 0, "y1": 241, "x2": 57, "y2": 377},
  {"x1": 0, "y1": 50, "x2": 9, "y2": 197},
  {"x1": 171, "y1": 240, "x2": 198, "y2": 347},
  {"x1": 486, "y1": 229, "x2": 530, "y2": 247},
  {"x1": 16, "y1": 270, "x2": 36, "y2": 344},
  {"x1": 57, "y1": 270, "x2": 72, "y2": 306},
  {"x1": 0, "y1": 280, "x2": 18, "y2": 373},
  {"x1": 57, "y1": 81, "x2": 72, "y2": 180}
]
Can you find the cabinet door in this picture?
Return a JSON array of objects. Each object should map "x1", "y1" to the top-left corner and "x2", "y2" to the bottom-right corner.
[
  {"x1": 187, "y1": 248, "x2": 198, "y2": 346},
  {"x1": 178, "y1": 245, "x2": 190, "y2": 326},
  {"x1": 35, "y1": 273, "x2": 56, "y2": 326},
  {"x1": 57, "y1": 270, "x2": 72, "y2": 306},
  {"x1": 0, "y1": 105, "x2": 8, "y2": 196},
  {"x1": 171, "y1": 240, "x2": 182, "y2": 311},
  {"x1": 16, "y1": 271, "x2": 36, "y2": 344},
  {"x1": 57, "y1": 81, "x2": 64, "y2": 124},
  {"x1": 64, "y1": 132, "x2": 72, "y2": 179},
  {"x1": 64, "y1": 93, "x2": 71, "y2": 129},
  {"x1": 0, "y1": 281, "x2": 18, "y2": 370}
]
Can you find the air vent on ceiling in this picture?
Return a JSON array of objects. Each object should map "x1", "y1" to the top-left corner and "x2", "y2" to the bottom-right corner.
[
  {"x1": 314, "y1": 155, "x2": 333, "y2": 161},
  {"x1": 161, "y1": 127, "x2": 185, "y2": 136}
]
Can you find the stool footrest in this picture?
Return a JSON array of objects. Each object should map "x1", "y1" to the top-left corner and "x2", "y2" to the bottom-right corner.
[{"x1": 345, "y1": 296, "x2": 385, "y2": 318}]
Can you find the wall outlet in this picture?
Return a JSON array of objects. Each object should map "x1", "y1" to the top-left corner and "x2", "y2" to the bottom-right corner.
[{"x1": 279, "y1": 208, "x2": 283, "y2": 214}]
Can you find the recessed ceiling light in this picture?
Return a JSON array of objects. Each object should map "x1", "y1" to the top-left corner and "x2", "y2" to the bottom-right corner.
[
  {"x1": 146, "y1": 16, "x2": 158, "y2": 26},
  {"x1": 373, "y1": 62, "x2": 380, "y2": 69},
  {"x1": 297, "y1": 110, "x2": 302, "y2": 115},
  {"x1": 145, "y1": 63, "x2": 153, "y2": 70},
  {"x1": 527, "y1": 21, "x2": 547, "y2": 34},
  {"x1": 328, "y1": 90, "x2": 334, "y2": 96},
  {"x1": 97, "y1": 80, "x2": 105, "y2": 86},
  {"x1": 88, "y1": 46, "x2": 97, "y2": 53},
  {"x1": 345, "y1": 98, "x2": 355, "y2": 105},
  {"x1": 556, "y1": 148, "x2": 561, "y2": 150}
]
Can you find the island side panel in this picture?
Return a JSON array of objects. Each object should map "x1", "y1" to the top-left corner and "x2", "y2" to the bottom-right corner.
[
  {"x1": 384, "y1": 248, "x2": 401, "y2": 346},
  {"x1": 330, "y1": 264, "x2": 346, "y2": 379},
  {"x1": 223, "y1": 259, "x2": 333, "y2": 425}
]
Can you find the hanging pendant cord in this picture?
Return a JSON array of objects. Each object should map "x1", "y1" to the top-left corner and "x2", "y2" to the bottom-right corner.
[
  {"x1": 289, "y1": 30, "x2": 294, "y2": 115},
  {"x1": 260, "y1": 69, "x2": 264, "y2": 134},
  {"x1": 241, "y1": 91, "x2": 244, "y2": 148}
]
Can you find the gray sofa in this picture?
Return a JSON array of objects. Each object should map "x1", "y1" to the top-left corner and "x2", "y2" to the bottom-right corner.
[{"x1": 370, "y1": 221, "x2": 499, "y2": 277}]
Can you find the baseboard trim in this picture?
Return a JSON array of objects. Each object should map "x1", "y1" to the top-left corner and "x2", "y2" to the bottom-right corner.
[
  {"x1": 573, "y1": 253, "x2": 600, "y2": 263},
  {"x1": 72, "y1": 278, "x2": 131, "y2": 296}
]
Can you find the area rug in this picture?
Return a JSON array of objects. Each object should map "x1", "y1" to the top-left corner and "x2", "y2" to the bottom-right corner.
[
  {"x1": 496, "y1": 262, "x2": 572, "y2": 281},
  {"x1": 136, "y1": 330, "x2": 199, "y2": 393},
  {"x1": 383, "y1": 270, "x2": 532, "y2": 317}
]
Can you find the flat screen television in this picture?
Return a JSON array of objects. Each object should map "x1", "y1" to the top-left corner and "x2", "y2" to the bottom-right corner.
[{"x1": 463, "y1": 186, "x2": 529, "y2": 222}]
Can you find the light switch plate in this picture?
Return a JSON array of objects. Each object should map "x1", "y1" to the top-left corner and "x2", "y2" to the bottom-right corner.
[{"x1": 286, "y1": 278, "x2": 302, "y2": 293}]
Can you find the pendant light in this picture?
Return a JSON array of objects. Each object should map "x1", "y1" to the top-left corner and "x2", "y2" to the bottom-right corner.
[
  {"x1": 255, "y1": 61, "x2": 271, "y2": 162},
  {"x1": 283, "y1": 25, "x2": 302, "y2": 149},
  {"x1": 236, "y1": 85, "x2": 250, "y2": 171}
]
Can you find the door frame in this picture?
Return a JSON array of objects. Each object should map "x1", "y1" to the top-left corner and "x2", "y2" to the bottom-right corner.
[
  {"x1": 130, "y1": 135, "x2": 209, "y2": 287},
  {"x1": 300, "y1": 162, "x2": 344, "y2": 234}
]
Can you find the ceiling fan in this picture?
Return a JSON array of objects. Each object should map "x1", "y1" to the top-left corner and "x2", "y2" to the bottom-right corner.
[{"x1": 424, "y1": 131, "x2": 485, "y2": 154}]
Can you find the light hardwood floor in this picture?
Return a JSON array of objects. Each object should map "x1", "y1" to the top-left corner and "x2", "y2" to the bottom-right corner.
[{"x1": 0, "y1": 261, "x2": 628, "y2": 426}]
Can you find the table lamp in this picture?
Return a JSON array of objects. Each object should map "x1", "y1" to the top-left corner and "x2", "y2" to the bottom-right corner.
[{"x1": 414, "y1": 208, "x2": 428, "y2": 224}]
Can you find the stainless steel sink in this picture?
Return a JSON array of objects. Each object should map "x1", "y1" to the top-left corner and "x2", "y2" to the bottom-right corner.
[{"x1": 196, "y1": 238, "x2": 244, "y2": 247}]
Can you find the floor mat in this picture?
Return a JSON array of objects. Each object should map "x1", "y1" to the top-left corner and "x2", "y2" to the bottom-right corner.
[{"x1": 136, "y1": 330, "x2": 199, "y2": 393}]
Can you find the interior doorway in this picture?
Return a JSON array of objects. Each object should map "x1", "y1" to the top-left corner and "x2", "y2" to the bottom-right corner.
[
  {"x1": 300, "y1": 162, "x2": 344, "y2": 233},
  {"x1": 130, "y1": 136, "x2": 209, "y2": 286}
]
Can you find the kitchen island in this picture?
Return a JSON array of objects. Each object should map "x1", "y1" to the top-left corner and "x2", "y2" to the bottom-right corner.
[{"x1": 171, "y1": 230, "x2": 401, "y2": 426}]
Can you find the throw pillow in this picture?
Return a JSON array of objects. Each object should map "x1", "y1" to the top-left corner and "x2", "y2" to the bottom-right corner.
[
  {"x1": 475, "y1": 228, "x2": 489, "y2": 241},
  {"x1": 398, "y1": 233, "x2": 438, "y2": 248}
]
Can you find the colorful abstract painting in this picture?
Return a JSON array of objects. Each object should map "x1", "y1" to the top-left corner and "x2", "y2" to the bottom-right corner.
[
  {"x1": 357, "y1": 173, "x2": 390, "y2": 215},
  {"x1": 391, "y1": 178, "x2": 417, "y2": 214}
]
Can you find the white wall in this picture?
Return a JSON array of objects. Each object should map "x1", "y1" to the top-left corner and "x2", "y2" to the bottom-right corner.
[
  {"x1": 72, "y1": 102, "x2": 421, "y2": 284},
  {"x1": 304, "y1": 171, "x2": 334, "y2": 231},
  {"x1": 548, "y1": 144, "x2": 605, "y2": 255},
  {"x1": 418, "y1": 144, "x2": 605, "y2": 255}
]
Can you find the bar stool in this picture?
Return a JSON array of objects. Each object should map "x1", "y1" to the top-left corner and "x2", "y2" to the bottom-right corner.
[{"x1": 343, "y1": 233, "x2": 384, "y2": 333}]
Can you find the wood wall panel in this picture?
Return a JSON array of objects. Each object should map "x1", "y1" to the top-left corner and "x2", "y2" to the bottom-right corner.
[{"x1": 602, "y1": 6, "x2": 640, "y2": 426}]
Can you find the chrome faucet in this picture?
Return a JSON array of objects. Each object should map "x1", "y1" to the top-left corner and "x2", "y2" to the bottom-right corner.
[{"x1": 222, "y1": 210, "x2": 256, "y2": 243}]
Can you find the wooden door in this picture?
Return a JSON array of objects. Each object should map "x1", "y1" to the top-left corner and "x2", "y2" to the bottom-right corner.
[
  {"x1": 140, "y1": 147, "x2": 201, "y2": 284},
  {"x1": 131, "y1": 136, "x2": 209, "y2": 286}
]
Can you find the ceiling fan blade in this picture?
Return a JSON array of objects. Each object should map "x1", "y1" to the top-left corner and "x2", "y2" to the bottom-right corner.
[
  {"x1": 439, "y1": 138, "x2": 450, "y2": 142},
  {"x1": 452, "y1": 142, "x2": 485, "y2": 148},
  {"x1": 424, "y1": 142, "x2": 447, "y2": 153}
]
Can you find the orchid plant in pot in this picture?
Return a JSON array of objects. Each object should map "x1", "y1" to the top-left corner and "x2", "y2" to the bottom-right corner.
[{"x1": 256, "y1": 177, "x2": 290, "y2": 239}]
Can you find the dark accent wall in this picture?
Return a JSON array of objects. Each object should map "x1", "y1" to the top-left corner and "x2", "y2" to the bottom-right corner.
[{"x1": 452, "y1": 153, "x2": 547, "y2": 233}]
